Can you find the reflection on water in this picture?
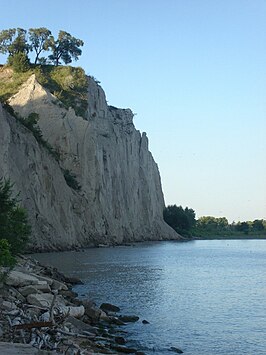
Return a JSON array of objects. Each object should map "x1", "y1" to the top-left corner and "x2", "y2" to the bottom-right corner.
[{"x1": 32, "y1": 240, "x2": 266, "y2": 355}]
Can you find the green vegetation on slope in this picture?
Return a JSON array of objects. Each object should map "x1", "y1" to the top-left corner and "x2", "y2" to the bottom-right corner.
[
  {"x1": 0, "y1": 26, "x2": 87, "y2": 117},
  {"x1": 0, "y1": 64, "x2": 88, "y2": 118}
]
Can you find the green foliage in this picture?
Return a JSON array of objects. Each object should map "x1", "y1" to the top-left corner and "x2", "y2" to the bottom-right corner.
[
  {"x1": 28, "y1": 27, "x2": 52, "y2": 64},
  {"x1": 0, "y1": 29, "x2": 88, "y2": 117},
  {"x1": 0, "y1": 67, "x2": 33, "y2": 102},
  {"x1": 163, "y1": 205, "x2": 196, "y2": 236},
  {"x1": 196, "y1": 216, "x2": 229, "y2": 231},
  {"x1": 48, "y1": 30, "x2": 84, "y2": 66},
  {"x1": 0, "y1": 28, "x2": 16, "y2": 54},
  {"x1": 0, "y1": 28, "x2": 29, "y2": 57},
  {"x1": 63, "y1": 169, "x2": 81, "y2": 191},
  {"x1": 252, "y1": 219, "x2": 264, "y2": 231},
  {"x1": 0, "y1": 178, "x2": 31, "y2": 255},
  {"x1": 163, "y1": 202, "x2": 265, "y2": 239},
  {"x1": 8, "y1": 52, "x2": 30, "y2": 73},
  {"x1": 0, "y1": 239, "x2": 16, "y2": 268},
  {"x1": 193, "y1": 215, "x2": 265, "y2": 238},
  {"x1": 235, "y1": 221, "x2": 249, "y2": 234},
  {"x1": 9, "y1": 28, "x2": 29, "y2": 55},
  {"x1": 0, "y1": 27, "x2": 84, "y2": 66},
  {"x1": 35, "y1": 65, "x2": 88, "y2": 117}
]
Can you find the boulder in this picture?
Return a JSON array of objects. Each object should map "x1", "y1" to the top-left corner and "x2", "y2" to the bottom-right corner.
[
  {"x1": 119, "y1": 315, "x2": 139, "y2": 323},
  {"x1": 100, "y1": 303, "x2": 120, "y2": 313},
  {"x1": 9, "y1": 287, "x2": 26, "y2": 302},
  {"x1": 18, "y1": 286, "x2": 39, "y2": 297},
  {"x1": 108, "y1": 316, "x2": 126, "y2": 326},
  {"x1": 29, "y1": 273, "x2": 53, "y2": 285},
  {"x1": 65, "y1": 316, "x2": 97, "y2": 333},
  {"x1": 27, "y1": 293, "x2": 56, "y2": 308},
  {"x1": 64, "y1": 276, "x2": 83, "y2": 285},
  {"x1": 5, "y1": 271, "x2": 40, "y2": 287},
  {"x1": 57, "y1": 305, "x2": 85, "y2": 318},
  {"x1": 115, "y1": 336, "x2": 126, "y2": 345},
  {"x1": 0, "y1": 301, "x2": 17, "y2": 311},
  {"x1": 34, "y1": 283, "x2": 51, "y2": 293},
  {"x1": 110, "y1": 345, "x2": 137, "y2": 353},
  {"x1": 170, "y1": 346, "x2": 183, "y2": 354},
  {"x1": 51, "y1": 279, "x2": 68, "y2": 291},
  {"x1": 59, "y1": 289, "x2": 78, "y2": 301},
  {"x1": 0, "y1": 341, "x2": 41, "y2": 354},
  {"x1": 142, "y1": 319, "x2": 150, "y2": 324},
  {"x1": 83, "y1": 303, "x2": 102, "y2": 321}
]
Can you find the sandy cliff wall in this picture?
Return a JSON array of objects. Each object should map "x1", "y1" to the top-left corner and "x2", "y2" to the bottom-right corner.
[{"x1": 0, "y1": 75, "x2": 180, "y2": 250}]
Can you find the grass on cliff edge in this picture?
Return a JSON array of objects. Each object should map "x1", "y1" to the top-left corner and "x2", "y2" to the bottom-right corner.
[{"x1": 0, "y1": 64, "x2": 88, "y2": 118}]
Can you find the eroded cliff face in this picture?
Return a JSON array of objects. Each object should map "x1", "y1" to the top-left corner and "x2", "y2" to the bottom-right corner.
[{"x1": 0, "y1": 74, "x2": 180, "y2": 250}]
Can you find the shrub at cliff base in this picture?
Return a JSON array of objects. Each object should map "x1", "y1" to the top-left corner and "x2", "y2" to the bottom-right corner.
[
  {"x1": 0, "y1": 178, "x2": 31, "y2": 258},
  {"x1": 0, "y1": 239, "x2": 16, "y2": 268}
]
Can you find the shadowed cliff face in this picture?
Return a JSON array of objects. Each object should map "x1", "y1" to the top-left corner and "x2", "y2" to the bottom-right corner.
[{"x1": 0, "y1": 74, "x2": 180, "y2": 251}]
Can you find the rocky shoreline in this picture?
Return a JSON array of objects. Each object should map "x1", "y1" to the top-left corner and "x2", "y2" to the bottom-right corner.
[{"x1": 0, "y1": 256, "x2": 150, "y2": 354}]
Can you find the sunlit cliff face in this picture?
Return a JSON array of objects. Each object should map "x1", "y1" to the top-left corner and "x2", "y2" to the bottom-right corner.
[{"x1": 0, "y1": 73, "x2": 180, "y2": 251}]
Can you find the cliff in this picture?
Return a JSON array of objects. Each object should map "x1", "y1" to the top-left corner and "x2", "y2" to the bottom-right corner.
[{"x1": 0, "y1": 70, "x2": 180, "y2": 250}]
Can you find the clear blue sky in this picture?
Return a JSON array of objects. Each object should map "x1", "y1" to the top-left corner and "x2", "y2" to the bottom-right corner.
[{"x1": 1, "y1": 0, "x2": 265, "y2": 222}]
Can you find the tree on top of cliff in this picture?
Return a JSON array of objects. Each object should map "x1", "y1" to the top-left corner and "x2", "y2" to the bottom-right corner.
[
  {"x1": 48, "y1": 31, "x2": 84, "y2": 66},
  {"x1": 28, "y1": 27, "x2": 53, "y2": 64},
  {"x1": 0, "y1": 28, "x2": 84, "y2": 66},
  {"x1": 0, "y1": 28, "x2": 29, "y2": 57}
]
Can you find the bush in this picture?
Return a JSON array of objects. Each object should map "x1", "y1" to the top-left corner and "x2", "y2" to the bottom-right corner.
[
  {"x1": 0, "y1": 239, "x2": 16, "y2": 268},
  {"x1": 8, "y1": 52, "x2": 30, "y2": 73},
  {"x1": 0, "y1": 178, "x2": 31, "y2": 254},
  {"x1": 0, "y1": 64, "x2": 88, "y2": 118}
]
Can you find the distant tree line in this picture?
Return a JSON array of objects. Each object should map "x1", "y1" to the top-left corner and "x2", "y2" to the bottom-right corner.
[
  {"x1": 0, "y1": 28, "x2": 84, "y2": 71},
  {"x1": 163, "y1": 204, "x2": 266, "y2": 238},
  {"x1": 195, "y1": 216, "x2": 266, "y2": 236}
]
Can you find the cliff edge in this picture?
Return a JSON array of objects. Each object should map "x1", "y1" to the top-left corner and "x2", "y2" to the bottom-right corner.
[{"x1": 0, "y1": 70, "x2": 180, "y2": 250}]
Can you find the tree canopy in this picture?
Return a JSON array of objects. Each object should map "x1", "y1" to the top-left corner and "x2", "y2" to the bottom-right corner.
[
  {"x1": 28, "y1": 27, "x2": 53, "y2": 64},
  {"x1": 163, "y1": 205, "x2": 196, "y2": 236},
  {"x1": 0, "y1": 27, "x2": 84, "y2": 66},
  {"x1": 0, "y1": 28, "x2": 29, "y2": 57},
  {"x1": 48, "y1": 31, "x2": 84, "y2": 66}
]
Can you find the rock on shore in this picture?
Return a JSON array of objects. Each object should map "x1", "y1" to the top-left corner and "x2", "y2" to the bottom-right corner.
[{"x1": 0, "y1": 256, "x2": 144, "y2": 354}]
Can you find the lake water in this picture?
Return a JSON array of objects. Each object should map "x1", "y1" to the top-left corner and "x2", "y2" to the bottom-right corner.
[{"x1": 32, "y1": 240, "x2": 266, "y2": 355}]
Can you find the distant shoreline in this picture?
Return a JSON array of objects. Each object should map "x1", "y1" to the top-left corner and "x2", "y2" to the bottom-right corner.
[{"x1": 192, "y1": 234, "x2": 266, "y2": 240}]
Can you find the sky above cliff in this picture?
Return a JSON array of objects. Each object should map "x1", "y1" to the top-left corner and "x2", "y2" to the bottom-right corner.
[{"x1": 1, "y1": 0, "x2": 265, "y2": 222}]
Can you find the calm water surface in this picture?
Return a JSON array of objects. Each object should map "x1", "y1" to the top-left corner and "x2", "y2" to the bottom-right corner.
[{"x1": 32, "y1": 240, "x2": 266, "y2": 355}]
